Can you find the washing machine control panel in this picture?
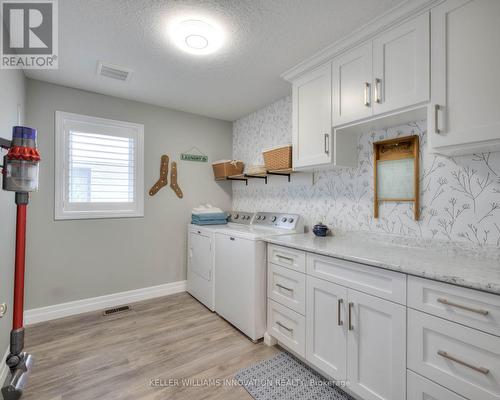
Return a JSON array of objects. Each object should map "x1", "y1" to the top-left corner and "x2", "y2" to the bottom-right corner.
[
  {"x1": 253, "y1": 212, "x2": 301, "y2": 230},
  {"x1": 228, "y1": 211, "x2": 254, "y2": 225}
]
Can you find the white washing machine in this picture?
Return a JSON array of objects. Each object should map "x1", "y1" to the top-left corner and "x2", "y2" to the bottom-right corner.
[
  {"x1": 214, "y1": 212, "x2": 303, "y2": 341},
  {"x1": 187, "y1": 212, "x2": 255, "y2": 311}
]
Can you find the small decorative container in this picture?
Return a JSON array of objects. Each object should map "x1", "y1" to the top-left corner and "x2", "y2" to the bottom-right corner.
[
  {"x1": 313, "y1": 223, "x2": 329, "y2": 237},
  {"x1": 212, "y1": 160, "x2": 244, "y2": 180},
  {"x1": 262, "y1": 144, "x2": 292, "y2": 171}
]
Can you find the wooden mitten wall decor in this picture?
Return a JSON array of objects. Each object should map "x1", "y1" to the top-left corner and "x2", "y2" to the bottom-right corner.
[
  {"x1": 149, "y1": 155, "x2": 169, "y2": 196},
  {"x1": 170, "y1": 161, "x2": 183, "y2": 199}
]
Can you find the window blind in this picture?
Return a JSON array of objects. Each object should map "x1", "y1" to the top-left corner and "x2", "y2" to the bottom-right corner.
[{"x1": 68, "y1": 131, "x2": 135, "y2": 203}]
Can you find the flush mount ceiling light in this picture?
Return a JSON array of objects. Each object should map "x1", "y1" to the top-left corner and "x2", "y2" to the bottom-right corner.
[{"x1": 170, "y1": 19, "x2": 224, "y2": 55}]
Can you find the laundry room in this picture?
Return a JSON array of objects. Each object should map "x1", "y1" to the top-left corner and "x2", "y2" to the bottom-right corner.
[{"x1": 1, "y1": 1, "x2": 500, "y2": 400}]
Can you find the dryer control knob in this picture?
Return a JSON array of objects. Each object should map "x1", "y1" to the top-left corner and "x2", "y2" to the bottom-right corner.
[
  {"x1": 281, "y1": 217, "x2": 287, "y2": 222},
  {"x1": 271, "y1": 216, "x2": 277, "y2": 222}
]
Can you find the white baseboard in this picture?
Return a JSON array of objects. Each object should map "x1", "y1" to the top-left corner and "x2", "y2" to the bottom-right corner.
[
  {"x1": 0, "y1": 347, "x2": 9, "y2": 386},
  {"x1": 25, "y1": 280, "x2": 187, "y2": 325}
]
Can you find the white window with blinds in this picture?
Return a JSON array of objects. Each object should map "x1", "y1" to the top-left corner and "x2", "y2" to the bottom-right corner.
[{"x1": 55, "y1": 111, "x2": 144, "y2": 220}]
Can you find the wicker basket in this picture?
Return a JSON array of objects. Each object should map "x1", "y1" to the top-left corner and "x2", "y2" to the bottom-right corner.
[
  {"x1": 212, "y1": 160, "x2": 244, "y2": 180},
  {"x1": 262, "y1": 144, "x2": 292, "y2": 170}
]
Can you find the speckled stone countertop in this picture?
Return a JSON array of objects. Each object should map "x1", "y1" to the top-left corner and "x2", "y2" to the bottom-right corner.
[{"x1": 264, "y1": 232, "x2": 500, "y2": 295}]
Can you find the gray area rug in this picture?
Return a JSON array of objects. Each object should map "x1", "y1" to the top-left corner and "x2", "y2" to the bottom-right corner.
[{"x1": 235, "y1": 352, "x2": 355, "y2": 400}]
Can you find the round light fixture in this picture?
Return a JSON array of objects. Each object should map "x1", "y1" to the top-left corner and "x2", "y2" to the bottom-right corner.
[{"x1": 170, "y1": 19, "x2": 224, "y2": 55}]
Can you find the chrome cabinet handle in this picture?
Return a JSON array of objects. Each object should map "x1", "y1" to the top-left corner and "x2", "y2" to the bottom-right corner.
[
  {"x1": 348, "y1": 302, "x2": 354, "y2": 331},
  {"x1": 324, "y1": 133, "x2": 330, "y2": 155},
  {"x1": 438, "y1": 350, "x2": 489, "y2": 375},
  {"x1": 434, "y1": 104, "x2": 441, "y2": 134},
  {"x1": 437, "y1": 298, "x2": 489, "y2": 316},
  {"x1": 374, "y1": 78, "x2": 382, "y2": 103},
  {"x1": 363, "y1": 82, "x2": 371, "y2": 106},
  {"x1": 276, "y1": 255, "x2": 294, "y2": 263},
  {"x1": 276, "y1": 321, "x2": 293, "y2": 333},
  {"x1": 276, "y1": 283, "x2": 294, "y2": 292},
  {"x1": 337, "y1": 298, "x2": 343, "y2": 326}
]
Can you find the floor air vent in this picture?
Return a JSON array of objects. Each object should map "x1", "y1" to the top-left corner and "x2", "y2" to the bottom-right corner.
[{"x1": 103, "y1": 305, "x2": 131, "y2": 316}]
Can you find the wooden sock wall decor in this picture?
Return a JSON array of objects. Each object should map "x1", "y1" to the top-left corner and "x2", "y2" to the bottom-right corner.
[
  {"x1": 149, "y1": 155, "x2": 169, "y2": 196},
  {"x1": 170, "y1": 161, "x2": 183, "y2": 199}
]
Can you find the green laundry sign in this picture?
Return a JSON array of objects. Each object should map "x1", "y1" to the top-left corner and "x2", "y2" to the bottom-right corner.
[{"x1": 181, "y1": 153, "x2": 208, "y2": 162}]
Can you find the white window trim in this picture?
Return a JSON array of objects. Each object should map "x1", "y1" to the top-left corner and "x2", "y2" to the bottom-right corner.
[{"x1": 55, "y1": 111, "x2": 144, "y2": 220}]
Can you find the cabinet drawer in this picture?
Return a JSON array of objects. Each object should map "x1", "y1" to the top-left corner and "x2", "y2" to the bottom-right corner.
[
  {"x1": 306, "y1": 253, "x2": 406, "y2": 304},
  {"x1": 268, "y1": 263, "x2": 306, "y2": 315},
  {"x1": 267, "y1": 299, "x2": 305, "y2": 357},
  {"x1": 408, "y1": 276, "x2": 500, "y2": 336},
  {"x1": 268, "y1": 244, "x2": 306, "y2": 273},
  {"x1": 408, "y1": 309, "x2": 500, "y2": 400},
  {"x1": 407, "y1": 370, "x2": 466, "y2": 400}
]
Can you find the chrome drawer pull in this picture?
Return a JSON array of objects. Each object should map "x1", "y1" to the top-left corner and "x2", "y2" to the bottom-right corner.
[
  {"x1": 437, "y1": 350, "x2": 490, "y2": 375},
  {"x1": 337, "y1": 298, "x2": 343, "y2": 326},
  {"x1": 348, "y1": 302, "x2": 354, "y2": 331},
  {"x1": 276, "y1": 321, "x2": 293, "y2": 333},
  {"x1": 437, "y1": 298, "x2": 489, "y2": 316},
  {"x1": 276, "y1": 283, "x2": 294, "y2": 292},
  {"x1": 276, "y1": 255, "x2": 294, "y2": 263}
]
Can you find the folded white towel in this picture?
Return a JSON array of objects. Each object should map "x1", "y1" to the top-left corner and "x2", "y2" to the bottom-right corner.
[{"x1": 192, "y1": 203, "x2": 223, "y2": 214}]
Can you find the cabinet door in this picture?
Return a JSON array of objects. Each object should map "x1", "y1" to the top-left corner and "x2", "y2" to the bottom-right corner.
[
  {"x1": 306, "y1": 276, "x2": 348, "y2": 380},
  {"x1": 347, "y1": 289, "x2": 406, "y2": 400},
  {"x1": 332, "y1": 43, "x2": 372, "y2": 126},
  {"x1": 373, "y1": 12, "x2": 429, "y2": 114},
  {"x1": 429, "y1": 0, "x2": 500, "y2": 155},
  {"x1": 292, "y1": 63, "x2": 332, "y2": 169}
]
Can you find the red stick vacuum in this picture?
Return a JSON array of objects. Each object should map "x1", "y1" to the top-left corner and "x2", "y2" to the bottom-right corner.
[{"x1": 1, "y1": 126, "x2": 40, "y2": 400}]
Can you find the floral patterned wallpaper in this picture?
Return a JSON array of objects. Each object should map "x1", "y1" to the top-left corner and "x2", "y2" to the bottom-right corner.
[{"x1": 233, "y1": 96, "x2": 500, "y2": 246}]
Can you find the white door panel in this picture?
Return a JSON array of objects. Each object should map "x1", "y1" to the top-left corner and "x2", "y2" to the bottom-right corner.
[
  {"x1": 306, "y1": 276, "x2": 348, "y2": 380},
  {"x1": 347, "y1": 289, "x2": 406, "y2": 400},
  {"x1": 373, "y1": 12, "x2": 429, "y2": 114},
  {"x1": 332, "y1": 43, "x2": 373, "y2": 126}
]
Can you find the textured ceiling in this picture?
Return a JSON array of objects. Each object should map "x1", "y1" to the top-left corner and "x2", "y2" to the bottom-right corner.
[{"x1": 25, "y1": 0, "x2": 406, "y2": 121}]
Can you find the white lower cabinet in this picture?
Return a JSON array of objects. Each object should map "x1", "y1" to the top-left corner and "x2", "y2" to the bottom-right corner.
[
  {"x1": 267, "y1": 245, "x2": 500, "y2": 400},
  {"x1": 408, "y1": 309, "x2": 500, "y2": 400},
  {"x1": 268, "y1": 299, "x2": 306, "y2": 356},
  {"x1": 306, "y1": 276, "x2": 348, "y2": 380},
  {"x1": 347, "y1": 289, "x2": 406, "y2": 400},
  {"x1": 305, "y1": 275, "x2": 406, "y2": 400},
  {"x1": 407, "y1": 370, "x2": 467, "y2": 400}
]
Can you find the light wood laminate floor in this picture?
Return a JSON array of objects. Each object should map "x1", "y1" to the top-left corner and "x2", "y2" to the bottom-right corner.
[{"x1": 22, "y1": 292, "x2": 278, "y2": 400}]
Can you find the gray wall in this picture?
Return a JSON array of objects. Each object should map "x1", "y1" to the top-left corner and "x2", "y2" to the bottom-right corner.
[
  {"x1": 0, "y1": 70, "x2": 26, "y2": 355},
  {"x1": 25, "y1": 79, "x2": 232, "y2": 309}
]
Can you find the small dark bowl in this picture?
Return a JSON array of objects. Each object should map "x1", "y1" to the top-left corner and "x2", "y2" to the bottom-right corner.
[{"x1": 313, "y1": 224, "x2": 329, "y2": 237}]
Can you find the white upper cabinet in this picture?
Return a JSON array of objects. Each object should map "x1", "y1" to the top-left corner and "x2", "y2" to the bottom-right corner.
[
  {"x1": 428, "y1": 0, "x2": 500, "y2": 155},
  {"x1": 372, "y1": 12, "x2": 430, "y2": 115},
  {"x1": 332, "y1": 43, "x2": 373, "y2": 126},
  {"x1": 292, "y1": 63, "x2": 332, "y2": 169}
]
